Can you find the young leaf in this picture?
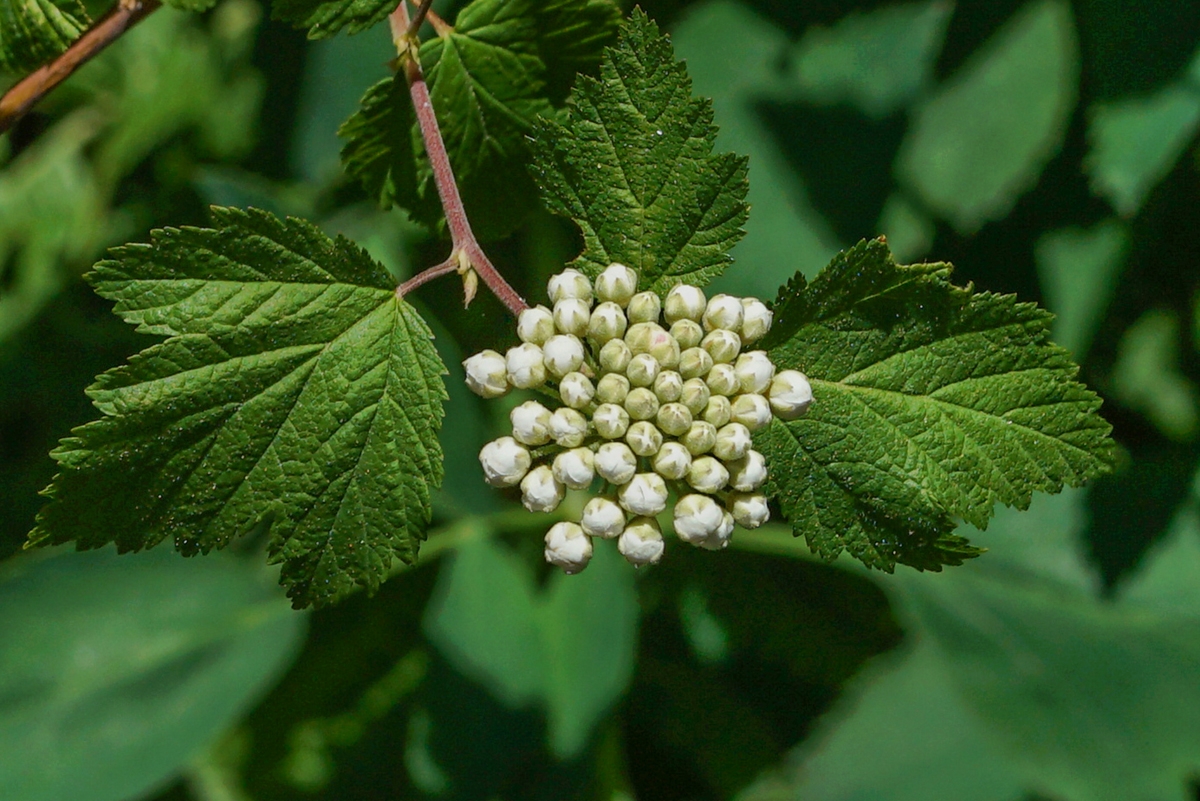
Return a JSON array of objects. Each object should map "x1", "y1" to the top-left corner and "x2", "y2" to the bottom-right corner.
[
  {"x1": 531, "y1": 9, "x2": 750, "y2": 294},
  {"x1": 340, "y1": 0, "x2": 619, "y2": 242},
  {"x1": 757, "y1": 238, "x2": 1114, "y2": 571},
  {"x1": 0, "y1": 0, "x2": 88, "y2": 73},
  {"x1": 29, "y1": 207, "x2": 448, "y2": 609}
]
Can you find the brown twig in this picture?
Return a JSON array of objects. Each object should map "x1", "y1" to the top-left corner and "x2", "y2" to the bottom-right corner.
[
  {"x1": 405, "y1": 0, "x2": 435, "y2": 38},
  {"x1": 0, "y1": 0, "x2": 162, "y2": 134}
]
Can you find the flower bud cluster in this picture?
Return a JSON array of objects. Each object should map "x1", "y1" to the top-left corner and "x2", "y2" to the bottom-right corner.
[{"x1": 463, "y1": 265, "x2": 813, "y2": 574}]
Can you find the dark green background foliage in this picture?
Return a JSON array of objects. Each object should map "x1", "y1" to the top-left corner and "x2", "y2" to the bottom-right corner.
[{"x1": 2, "y1": 0, "x2": 1200, "y2": 799}]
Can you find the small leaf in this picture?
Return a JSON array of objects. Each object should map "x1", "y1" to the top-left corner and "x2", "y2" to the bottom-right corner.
[
  {"x1": 531, "y1": 9, "x2": 750, "y2": 293},
  {"x1": 30, "y1": 207, "x2": 448, "y2": 609},
  {"x1": 758, "y1": 238, "x2": 1115, "y2": 571},
  {"x1": 0, "y1": 0, "x2": 88, "y2": 74}
]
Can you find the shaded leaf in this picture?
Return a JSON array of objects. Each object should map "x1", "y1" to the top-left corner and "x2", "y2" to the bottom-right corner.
[{"x1": 0, "y1": 0, "x2": 87, "y2": 73}]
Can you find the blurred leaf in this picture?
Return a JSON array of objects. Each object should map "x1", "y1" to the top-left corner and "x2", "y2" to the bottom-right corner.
[
  {"x1": 670, "y1": 0, "x2": 840, "y2": 298},
  {"x1": 1110, "y1": 309, "x2": 1198, "y2": 441},
  {"x1": 0, "y1": 545, "x2": 304, "y2": 801},
  {"x1": 788, "y1": 0, "x2": 953, "y2": 119},
  {"x1": 0, "y1": 0, "x2": 87, "y2": 73},
  {"x1": 269, "y1": 0, "x2": 392, "y2": 38},
  {"x1": 1034, "y1": 219, "x2": 1128, "y2": 359},
  {"x1": 896, "y1": 0, "x2": 1078, "y2": 232},
  {"x1": 423, "y1": 536, "x2": 637, "y2": 758},
  {"x1": 876, "y1": 192, "x2": 935, "y2": 261}
]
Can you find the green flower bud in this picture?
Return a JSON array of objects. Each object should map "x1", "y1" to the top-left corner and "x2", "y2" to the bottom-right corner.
[
  {"x1": 624, "y1": 387, "x2": 660, "y2": 421},
  {"x1": 664, "y1": 284, "x2": 706, "y2": 323},
  {"x1": 626, "y1": 353, "x2": 661, "y2": 387},
  {"x1": 653, "y1": 370, "x2": 683, "y2": 403},
  {"x1": 595, "y1": 263, "x2": 637, "y2": 306},
  {"x1": 559, "y1": 371, "x2": 595, "y2": 409},
  {"x1": 669, "y1": 318, "x2": 704, "y2": 349},
  {"x1": 656, "y1": 402, "x2": 693, "y2": 437},
  {"x1": 587, "y1": 301, "x2": 627, "y2": 345},
  {"x1": 596, "y1": 442, "x2": 637, "y2": 484},
  {"x1": 517, "y1": 305, "x2": 554, "y2": 345},
  {"x1": 678, "y1": 347, "x2": 713, "y2": 380},
  {"x1": 547, "y1": 268, "x2": 593, "y2": 304},
  {"x1": 625, "y1": 321, "x2": 662, "y2": 355},
  {"x1": 553, "y1": 298, "x2": 591, "y2": 337},
  {"x1": 705, "y1": 363, "x2": 740, "y2": 396},
  {"x1": 652, "y1": 441, "x2": 692, "y2": 480},
  {"x1": 702, "y1": 293, "x2": 744, "y2": 332},
  {"x1": 730, "y1": 393, "x2": 771, "y2": 431},
  {"x1": 740, "y1": 298, "x2": 772, "y2": 343},
  {"x1": 627, "y1": 291, "x2": 662, "y2": 324},
  {"x1": 681, "y1": 420, "x2": 717, "y2": 455},
  {"x1": 549, "y1": 407, "x2": 588, "y2": 447},
  {"x1": 701, "y1": 329, "x2": 741, "y2": 364},
  {"x1": 687, "y1": 455, "x2": 729, "y2": 493},
  {"x1": 626, "y1": 420, "x2": 664, "y2": 456},
  {"x1": 595, "y1": 373, "x2": 630, "y2": 405},
  {"x1": 599, "y1": 338, "x2": 633, "y2": 375},
  {"x1": 593, "y1": 403, "x2": 631, "y2": 439},
  {"x1": 713, "y1": 422, "x2": 752, "y2": 461},
  {"x1": 703, "y1": 395, "x2": 732, "y2": 427},
  {"x1": 680, "y1": 378, "x2": 711, "y2": 415},
  {"x1": 647, "y1": 332, "x2": 681, "y2": 369}
]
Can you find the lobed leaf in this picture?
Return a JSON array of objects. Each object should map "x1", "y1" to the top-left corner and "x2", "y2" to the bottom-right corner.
[
  {"x1": 758, "y1": 238, "x2": 1115, "y2": 571},
  {"x1": 270, "y1": 0, "x2": 390, "y2": 38},
  {"x1": 531, "y1": 9, "x2": 749, "y2": 294},
  {"x1": 30, "y1": 207, "x2": 448, "y2": 609},
  {"x1": 0, "y1": 0, "x2": 88, "y2": 73}
]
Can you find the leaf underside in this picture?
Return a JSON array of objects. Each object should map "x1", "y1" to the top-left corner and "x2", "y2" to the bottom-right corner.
[
  {"x1": 758, "y1": 238, "x2": 1115, "y2": 572},
  {"x1": 30, "y1": 207, "x2": 448, "y2": 609},
  {"x1": 0, "y1": 0, "x2": 88, "y2": 73},
  {"x1": 530, "y1": 8, "x2": 750, "y2": 294}
]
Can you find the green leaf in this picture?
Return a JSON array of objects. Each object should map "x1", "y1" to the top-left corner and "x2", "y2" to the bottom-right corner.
[
  {"x1": 270, "y1": 0, "x2": 390, "y2": 39},
  {"x1": 29, "y1": 207, "x2": 448, "y2": 609},
  {"x1": 0, "y1": 0, "x2": 87, "y2": 73},
  {"x1": 339, "y1": 0, "x2": 619, "y2": 242},
  {"x1": 531, "y1": 8, "x2": 750, "y2": 294},
  {"x1": 1110, "y1": 309, "x2": 1198, "y2": 441},
  {"x1": 0, "y1": 545, "x2": 304, "y2": 801},
  {"x1": 1034, "y1": 219, "x2": 1128, "y2": 360},
  {"x1": 758, "y1": 238, "x2": 1114, "y2": 571}
]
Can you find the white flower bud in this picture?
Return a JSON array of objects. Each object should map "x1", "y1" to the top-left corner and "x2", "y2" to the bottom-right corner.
[
  {"x1": 687, "y1": 455, "x2": 729, "y2": 493},
  {"x1": 648, "y1": 332, "x2": 681, "y2": 370},
  {"x1": 664, "y1": 284, "x2": 706, "y2": 323},
  {"x1": 681, "y1": 378, "x2": 711, "y2": 415},
  {"x1": 769, "y1": 370, "x2": 814, "y2": 419},
  {"x1": 669, "y1": 319, "x2": 704, "y2": 349},
  {"x1": 703, "y1": 395, "x2": 732, "y2": 427},
  {"x1": 506, "y1": 343, "x2": 547, "y2": 389},
  {"x1": 713, "y1": 422, "x2": 752, "y2": 461},
  {"x1": 581, "y1": 497, "x2": 626, "y2": 539},
  {"x1": 624, "y1": 387, "x2": 660, "y2": 421},
  {"x1": 599, "y1": 339, "x2": 632, "y2": 374},
  {"x1": 706, "y1": 363, "x2": 740, "y2": 396},
  {"x1": 618, "y1": 472, "x2": 669, "y2": 516},
  {"x1": 543, "y1": 334, "x2": 585, "y2": 378},
  {"x1": 510, "y1": 400, "x2": 552, "y2": 446},
  {"x1": 703, "y1": 293, "x2": 744, "y2": 332},
  {"x1": 463, "y1": 350, "x2": 509, "y2": 398},
  {"x1": 550, "y1": 407, "x2": 588, "y2": 447},
  {"x1": 678, "y1": 347, "x2": 713, "y2": 380},
  {"x1": 553, "y1": 447, "x2": 595, "y2": 490},
  {"x1": 730, "y1": 393, "x2": 772, "y2": 431},
  {"x1": 517, "y1": 305, "x2": 555, "y2": 345},
  {"x1": 596, "y1": 373, "x2": 630, "y2": 405},
  {"x1": 593, "y1": 403, "x2": 630, "y2": 439},
  {"x1": 626, "y1": 353, "x2": 660, "y2": 387},
  {"x1": 627, "y1": 291, "x2": 662, "y2": 324},
  {"x1": 730, "y1": 493, "x2": 770, "y2": 529},
  {"x1": 596, "y1": 442, "x2": 637, "y2": 484},
  {"x1": 626, "y1": 420, "x2": 664, "y2": 457},
  {"x1": 553, "y1": 298, "x2": 591, "y2": 337},
  {"x1": 653, "y1": 370, "x2": 683, "y2": 403},
  {"x1": 698, "y1": 510, "x2": 735, "y2": 551},
  {"x1": 595, "y1": 263, "x2": 637, "y2": 306},
  {"x1": 681, "y1": 420, "x2": 718, "y2": 455},
  {"x1": 740, "y1": 298, "x2": 772, "y2": 343},
  {"x1": 728, "y1": 449, "x2": 768, "y2": 492},
  {"x1": 656, "y1": 402, "x2": 693, "y2": 437},
  {"x1": 673, "y1": 493, "x2": 725, "y2": 546},
  {"x1": 734, "y1": 351, "x2": 775, "y2": 394},
  {"x1": 559, "y1": 372, "x2": 595, "y2": 409},
  {"x1": 545, "y1": 521, "x2": 593, "y2": 574},
  {"x1": 547, "y1": 268, "x2": 593, "y2": 304},
  {"x1": 521, "y1": 465, "x2": 564, "y2": 512},
  {"x1": 653, "y1": 441, "x2": 692, "y2": 480},
  {"x1": 479, "y1": 436, "x2": 531, "y2": 487},
  {"x1": 619, "y1": 517, "x2": 664, "y2": 566},
  {"x1": 701, "y1": 329, "x2": 742, "y2": 364},
  {"x1": 587, "y1": 301, "x2": 627, "y2": 345}
]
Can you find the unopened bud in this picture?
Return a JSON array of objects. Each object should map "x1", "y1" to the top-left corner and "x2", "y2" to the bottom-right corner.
[
  {"x1": 713, "y1": 422, "x2": 752, "y2": 461},
  {"x1": 687, "y1": 455, "x2": 729, "y2": 493},
  {"x1": 553, "y1": 447, "x2": 595, "y2": 490},
  {"x1": 703, "y1": 293, "x2": 744, "y2": 332},
  {"x1": 464, "y1": 350, "x2": 509, "y2": 398},
  {"x1": 653, "y1": 370, "x2": 683, "y2": 403},
  {"x1": 730, "y1": 393, "x2": 771, "y2": 431},
  {"x1": 550, "y1": 407, "x2": 588, "y2": 447},
  {"x1": 595, "y1": 263, "x2": 637, "y2": 306},
  {"x1": 547, "y1": 268, "x2": 593, "y2": 304},
  {"x1": 517, "y1": 305, "x2": 555, "y2": 345},
  {"x1": 588, "y1": 301, "x2": 627, "y2": 344},
  {"x1": 599, "y1": 338, "x2": 632, "y2": 374},
  {"x1": 673, "y1": 493, "x2": 724, "y2": 546},
  {"x1": 647, "y1": 332, "x2": 681, "y2": 370},
  {"x1": 595, "y1": 442, "x2": 637, "y2": 484},
  {"x1": 543, "y1": 334, "x2": 585, "y2": 378},
  {"x1": 510, "y1": 400, "x2": 552, "y2": 446},
  {"x1": 681, "y1": 420, "x2": 718, "y2": 455},
  {"x1": 624, "y1": 387, "x2": 660, "y2": 421},
  {"x1": 626, "y1": 420, "x2": 664, "y2": 456},
  {"x1": 593, "y1": 403, "x2": 630, "y2": 439},
  {"x1": 740, "y1": 298, "x2": 772, "y2": 343},
  {"x1": 626, "y1": 353, "x2": 660, "y2": 387},
  {"x1": 625, "y1": 322, "x2": 664, "y2": 355},
  {"x1": 680, "y1": 378, "x2": 711, "y2": 415},
  {"x1": 664, "y1": 284, "x2": 706, "y2": 323},
  {"x1": 703, "y1": 395, "x2": 732, "y2": 427},
  {"x1": 656, "y1": 402, "x2": 693, "y2": 437},
  {"x1": 521, "y1": 465, "x2": 564, "y2": 512},
  {"x1": 734, "y1": 351, "x2": 775, "y2": 394},
  {"x1": 553, "y1": 298, "x2": 591, "y2": 337},
  {"x1": 559, "y1": 372, "x2": 595, "y2": 409},
  {"x1": 627, "y1": 291, "x2": 662, "y2": 324},
  {"x1": 706, "y1": 363, "x2": 740, "y2": 396},
  {"x1": 669, "y1": 319, "x2": 704, "y2": 349},
  {"x1": 769, "y1": 370, "x2": 813, "y2": 419},
  {"x1": 479, "y1": 436, "x2": 531, "y2": 487},
  {"x1": 506, "y1": 343, "x2": 546, "y2": 389},
  {"x1": 698, "y1": 510, "x2": 735, "y2": 551},
  {"x1": 730, "y1": 493, "x2": 770, "y2": 529},
  {"x1": 596, "y1": 373, "x2": 630, "y2": 405},
  {"x1": 619, "y1": 517, "x2": 665, "y2": 566},
  {"x1": 581, "y1": 497, "x2": 626, "y2": 539},
  {"x1": 618, "y1": 472, "x2": 669, "y2": 516},
  {"x1": 678, "y1": 347, "x2": 713, "y2": 380},
  {"x1": 653, "y1": 441, "x2": 692, "y2": 480},
  {"x1": 701, "y1": 329, "x2": 741, "y2": 364},
  {"x1": 545, "y1": 521, "x2": 593, "y2": 574},
  {"x1": 728, "y1": 450, "x2": 768, "y2": 492}
]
